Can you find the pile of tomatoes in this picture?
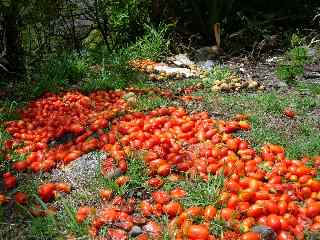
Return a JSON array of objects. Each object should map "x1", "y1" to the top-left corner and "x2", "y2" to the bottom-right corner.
[
  {"x1": 4, "y1": 90, "x2": 127, "y2": 173},
  {"x1": 2, "y1": 90, "x2": 320, "y2": 240}
]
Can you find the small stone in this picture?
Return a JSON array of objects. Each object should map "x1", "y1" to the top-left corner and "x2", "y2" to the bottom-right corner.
[
  {"x1": 104, "y1": 167, "x2": 122, "y2": 179},
  {"x1": 129, "y1": 226, "x2": 143, "y2": 237},
  {"x1": 251, "y1": 225, "x2": 276, "y2": 240}
]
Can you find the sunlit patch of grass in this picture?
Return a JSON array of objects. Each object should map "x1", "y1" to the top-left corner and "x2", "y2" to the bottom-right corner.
[
  {"x1": 163, "y1": 174, "x2": 224, "y2": 209},
  {"x1": 295, "y1": 82, "x2": 320, "y2": 95},
  {"x1": 192, "y1": 90, "x2": 320, "y2": 159},
  {"x1": 134, "y1": 94, "x2": 170, "y2": 112}
]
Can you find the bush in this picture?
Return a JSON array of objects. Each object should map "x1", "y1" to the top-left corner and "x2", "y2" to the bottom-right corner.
[
  {"x1": 31, "y1": 53, "x2": 89, "y2": 97},
  {"x1": 81, "y1": 24, "x2": 170, "y2": 92},
  {"x1": 276, "y1": 46, "x2": 310, "y2": 83}
]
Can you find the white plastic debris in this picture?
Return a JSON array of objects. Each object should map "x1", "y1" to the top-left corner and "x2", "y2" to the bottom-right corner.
[
  {"x1": 154, "y1": 64, "x2": 195, "y2": 78},
  {"x1": 167, "y1": 53, "x2": 194, "y2": 66}
]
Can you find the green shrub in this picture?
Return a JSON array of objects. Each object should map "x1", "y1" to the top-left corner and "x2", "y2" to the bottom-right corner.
[
  {"x1": 122, "y1": 23, "x2": 171, "y2": 61},
  {"x1": 81, "y1": 24, "x2": 170, "y2": 92},
  {"x1": 31, "y1": 53, "x2": 89, "y2": 97},
  {"x1": 109, "y1": 0, "x2": 152, "y2": 49},
  {"x1": 276, "y1": 46, "x2": 310, "y2": 83}
]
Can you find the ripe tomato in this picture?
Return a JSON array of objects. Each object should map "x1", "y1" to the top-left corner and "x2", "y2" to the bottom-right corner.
[
  {"x1": 152, "y1": 191, "x2": 171, "y2": 205},
  {"x1": 170, "y1": 188, "x2": 187, "y2": 199},
  {"x1": 157, "y1": 163, "x2": 171, "y2": 176},
  {"x1": 38, "y1": 183, "x2": 56, "y2": 202},
  {"x1": 277, "y1": 231, "x2": 294, "y2": 240},
  {"x1": 15, "y1": 192, "x2": 28, "y2": 205},
  {"x1": 278, "y1": 201, "x2": 288, "y2": 215},
  {"x1": 163, "y1": 202, "x2": 182, "y2": 218},
  {"x1": 226, "y1": 180, "x2": 241, "y2": 193},
  {"x1": 187, "y1": 224, "x2": 209, "y2": 240},
  {"x1": 76, "y1": 206, "x2": 93, "y2": 223},
  {"x1": 247, "y1": 204, "x2": 264, "y2": 218},
  {"x1": 240, "y1": 232, "x2": 261, "y2": 240},
  {"x1": 306, "y1": 202, "x2": 320, "y2": 218},
  {"x1": 100, "y1": 189, "x2": 113, "y2": 201},
  {"x1": 283, "y1": 108, "x2": 295, "y2": 118},
  {"x1": 204, "y1": 205, "x2": 217, "y2": 221},
  {"x1": 55, "y1": 183, "x2": 71, "y2": 193},
  {"x1": 221, "y1": 208, "x2": 236, "y2": 221},
  {"x1": 266, "y1": 214, "x2": 281, "y2": 232},
  {"x1": 115, "y1": 176, "x2": 130, "y2": 186},
  {"x1": 3, "y1": 172, "x2": 17, "y2": 190}
]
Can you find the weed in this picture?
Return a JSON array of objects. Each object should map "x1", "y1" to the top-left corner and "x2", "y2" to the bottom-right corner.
[
  {"x1": 203, "y1": 66, "x2": 233, "y2": 87},
  {"x1": 59, "y1": 200, "x2": 89, "y2": 237},
  {"x1": 81, "y1": 70, "x2": 127, "y2": 92},
  {"x1": 295, "y1": 82, "x2": 320, "y2": 95},
  {"x1": 134, "y1": 94, "x2": 170, "y2": 112},
  {"x1": 163, "y1": 174, "x2": 224, "y2": 209},
  {"x1": 28, "y1": 53, "x2": 89, "y2": 98},
  {"x1": 124, "y1": 24, "x2": 171, "y2": 61},
  {"x1": 276, "y1": 46, "x2": 310, "y2": 83},
  {"x1": 210, "y1": 219, "x2": 229, "y2": 237},
  {"x1": 0, "y1": 100, "x2": 20, "y2": 122},
  {"x1": 125, "y1": 152, "x2": 149, "y2": 190}
]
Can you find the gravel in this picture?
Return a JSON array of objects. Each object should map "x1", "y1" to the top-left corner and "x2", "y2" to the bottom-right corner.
[{"x1": 50, "y1": 151, "x2": 106, "y2": 189}]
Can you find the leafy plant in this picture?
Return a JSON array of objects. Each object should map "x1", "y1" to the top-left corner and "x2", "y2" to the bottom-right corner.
[
  {"x1": 203, "y1": 65, "x2": 233, "y2": 87},
  {"x1": 31, "y1": 53, "x2": 89, "y2": 97},
  {"x1": 210, "y1": 219, "x2": 229, "y2": 237},
  {"x1": 276, "y1": 46, "x2": 310, "y2": 83}
]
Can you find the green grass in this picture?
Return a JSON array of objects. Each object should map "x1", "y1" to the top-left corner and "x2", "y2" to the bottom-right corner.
[
  {"x1": 203, "y1": 65, "x2": 233, "y2": 87},
  {"x1": 134, "y1": 94, "x2": 170, "y2": 112},
  {"x1": 214, "y1": 91, "x2": 320, "y2": 159},
  {"x1": 295, "y1": 82, "x2": 320, "y2": 95},
  {"x1": 163, "y1": 174, "x2": 225, "y2": 209}
]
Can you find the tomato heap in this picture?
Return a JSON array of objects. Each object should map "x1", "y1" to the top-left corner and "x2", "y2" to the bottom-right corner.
[
  {"x1": 4, "y1": 90, "x2": 127, "y2": 172},
  {"x1": 2, "y1": 90, "x2": 320, "y2": 240}
]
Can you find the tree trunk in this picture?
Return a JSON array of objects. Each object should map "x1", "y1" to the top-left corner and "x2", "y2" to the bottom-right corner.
[{"x1": 2, "y1": 7, "x2": 24, "y2": 75}]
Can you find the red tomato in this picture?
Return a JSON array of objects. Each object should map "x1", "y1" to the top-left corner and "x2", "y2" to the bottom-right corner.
[
  {"x1": 283, "y1": 108, "x2": 295, "y2": 118},
  {"x1": 15, "y1": 192, "x2": 28, "y2": 205},
  {"x1": 240, "y1": 232, "x2": 261, "y2": 240},
  {"x1": 148, "y1": 177, "x2": 164, "y2": 188},
  {"x1": 278, "y1": 201, "x2": 288, "y2": 215},
  {"x1": 226, "y1": 180, "x2": 241, "y2": 193},
  {"x1": 266, "y1": 214, "x2": 281, "y2": 231},
  {"x1": 163, "y1": 202, "x2": 183, "y2": 218},
  {"x1": 187, "y1": 224, "x2": 209, "y2": 240},
  {"x1": 55, "y1": 183, "x2": 71, "y2": 193},
  {"x1": 157, "y1": 163, "x2": 171, "y2": 176},
  {"x1": 277, "y1": 231, "x2": 294, "y2": 240},
  {"x1": 115, "y1": 176, "x2": 129, "y2": 186},
  {"x1": 38, "y1": 183, "x2": 56, "y2": 202},
  {"x1": 140, "y1": 200, "x2": 153, "y2": 217},
  {"x1": 76, "y1": 206, "x2": 93, "y2": 223},
  {"x1": 306, "y1": 202, "x2": 320, "y2": 218},
  {"x1": 247, "y1": 204, "x2": 264, "y2": 218},
  {"x1": 3, "y1": 172, "x2": 17, "y2": 190},
  {"x1": 152, "y1": 191, "x2": 171, "y2": 205},
  {"x1": 221, "y1": 208, "x2": 236, "y2": 221},
  {"x1": 170, "y1": 188, "x2": 187, "y2": 199},
  {"x1": 204, "y1": 205, "x2": 217, "y2": 221},
  {"x1": 100, "y1": 189, "x2": 113, "y2": 201}
]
